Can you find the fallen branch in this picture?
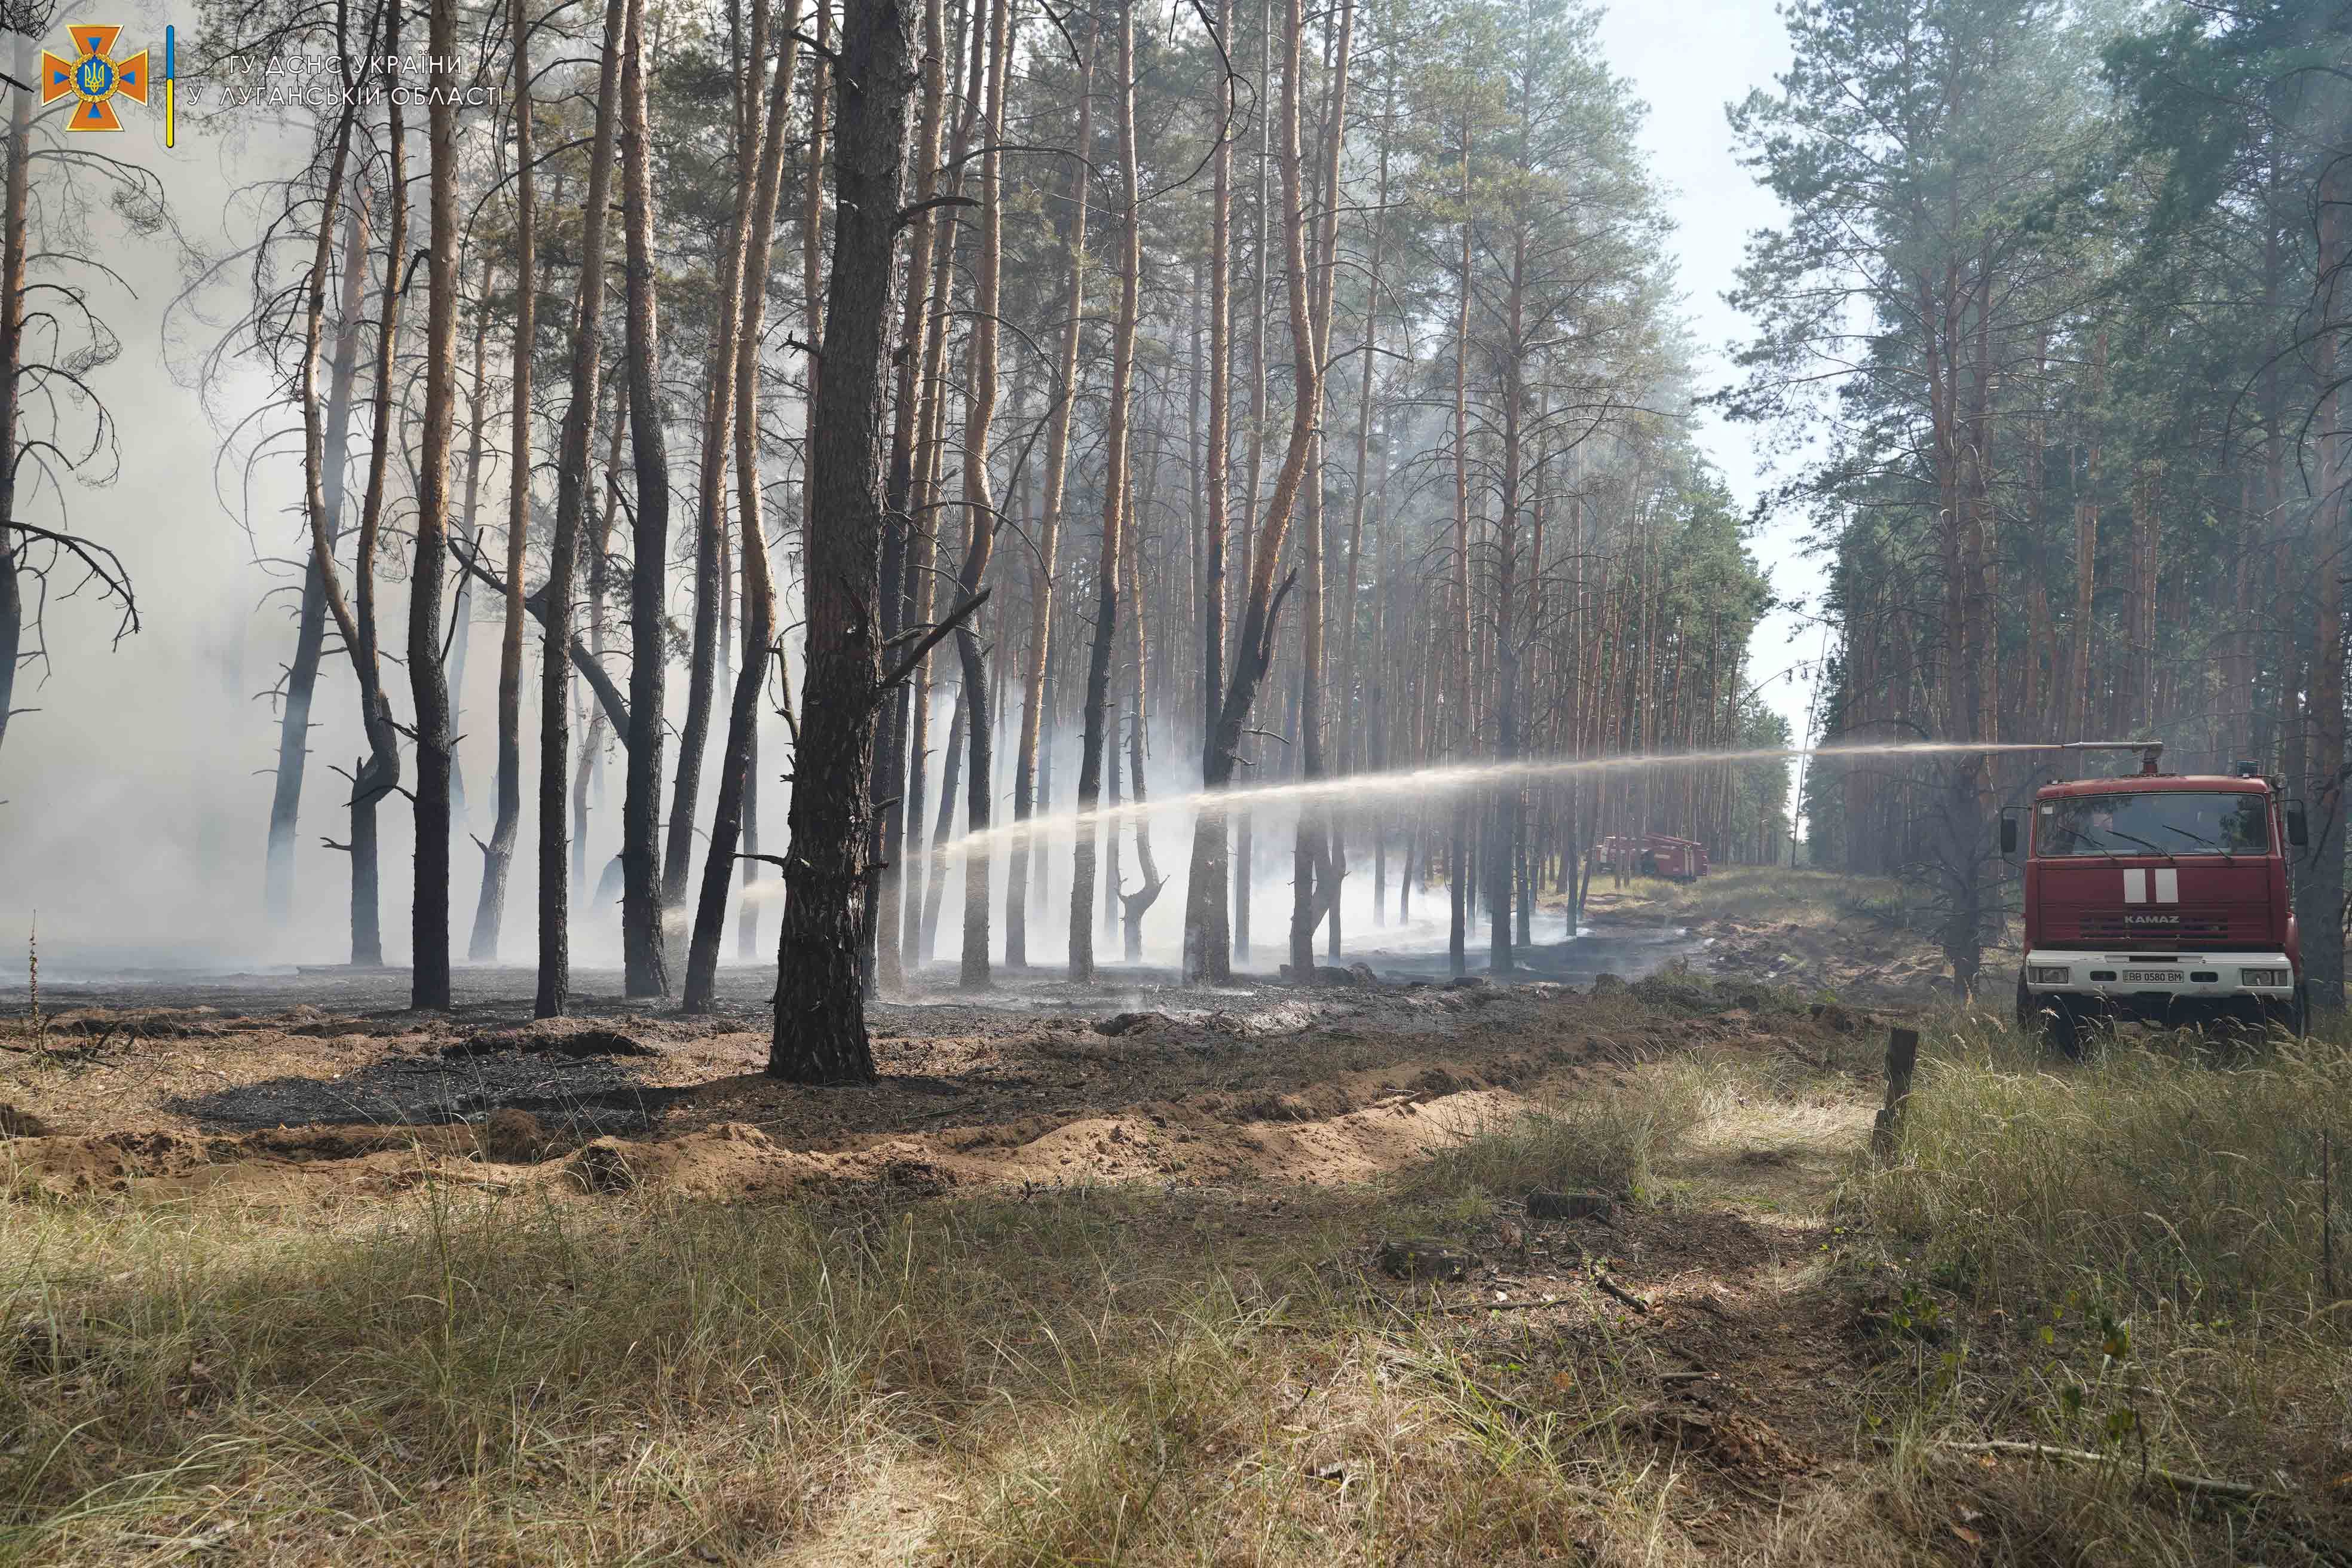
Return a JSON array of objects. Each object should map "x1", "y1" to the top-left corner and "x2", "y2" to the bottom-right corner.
[
  {"x1": 1432, "y1": 1296, "x2": 1560, "y2": 1314},
  {"x1": 1884, "y1": 1437, "x2": 2279, "y2": 1504},
  {"x1": 1593, "y1": 1274, "x2": 1650, "y2": 1315}
]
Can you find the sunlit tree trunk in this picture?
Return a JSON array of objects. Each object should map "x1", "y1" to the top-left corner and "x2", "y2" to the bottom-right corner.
[
  {"x1": 1011, "y1": 16, "x2": 1095, "y2": 970},
  {"x1": 687, "y1": 0, "x2": 806, "y2": 1012},
  {"x1": 872, "y1": 0, "x2": 947, "y2": 993},
  {"x1": 1192, "y1": 0, "x2": 1319, "y2": 983}
]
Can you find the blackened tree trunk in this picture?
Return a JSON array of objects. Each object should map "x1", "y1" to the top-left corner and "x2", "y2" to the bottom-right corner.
[
  {"x1": 1069, "y1": 0, "x2": 1141, "y2": 984},
  {"x1": 619, "y1": 0, "x2": 672, "y2": 999},
  {"x1": 770, "y1": 0, "x2": 920, "y2": 1083},
  {"x1": 951, "y1": 0, "x2": 1013, "y2": 989},
  {"x1": 268, "y1": 206, "x2": 368, "y2": 927},
  {"x1": 1120, "y1": 506, "x2": 1165, "y2": 960},
  {"x1": 474, "y1": 5, "x2": 537, "y2": 964},
  {"x1": 339, "y1": 14, "x2": 409, "y2": 971},
  {"x1": 1288, "y1": 0, "x2": 1351, "y2": 978},
  {"x1": 537, "y1": 0, "x2": 629, "y2": 1015},
  {"x1": 1447, "y1": 121, "x2": 1471, "y2": 979},
  {"x1": 1185, "y1": 0, "x2": 1318, "y2": 982}
]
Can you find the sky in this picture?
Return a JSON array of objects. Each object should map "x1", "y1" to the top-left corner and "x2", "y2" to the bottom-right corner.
[
  {"x1": 0, "y1": 0, "x2": 1823, "y2": 971},
  {"x1": 1592, "y1": 0, "x2": 1827, "y2": 776}
]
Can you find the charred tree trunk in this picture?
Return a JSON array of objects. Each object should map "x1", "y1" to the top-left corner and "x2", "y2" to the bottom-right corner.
[
  {"x1": 952, "y1": 0, "x2": 1013, "y2": 989},
  {"x1": 770, "y1": 0, "x2": 918, "y2": 1082},
  {"x1": 470, "y1": 199, "x2": 531, "y2": 963},
  {"x1": 619, "y1": 0, "x2": 672, "y2": 999},
  {"x1": 663, "y1": 0, "x2": 765, "y2": 929},
  {"x1": 1447, "y1": 120, "x2": 1472, "y2": 979},
  {"x1": 338, "y1": 11, "x2": 410, "y2": 972},
  {"x1": 1187, "y1": 0, "x2": 1314, "y2": 984},
  {"x1": 537, "y1": 0, "x2": 627, "y2": 1015},
  {"x1": 1121, "y1": 507, "x2": 1166, "y2": 958},
  {"x1": 268, "y1": 205, "x2": 369, "y2": 927},
  {"x1": 407, "y1": 0, "x2": 466, "y2": 1010},
  {"x1": 1070, "y1": 0, "x2": 1142, "y2": 984}
]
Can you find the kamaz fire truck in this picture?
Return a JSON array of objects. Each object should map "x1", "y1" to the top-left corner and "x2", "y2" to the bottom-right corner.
[
  {"x1": 1593, "y1": 834, "x2": 1711, "y2": 882},
  {"x1": 2005, "y1": 742, "x2": 2310, "y2": 1052}
]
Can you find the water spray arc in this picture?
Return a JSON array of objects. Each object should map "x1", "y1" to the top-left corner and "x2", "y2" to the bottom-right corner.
[{"x1": 931, "y1": 740, "x2": 2152, "y2": 865}]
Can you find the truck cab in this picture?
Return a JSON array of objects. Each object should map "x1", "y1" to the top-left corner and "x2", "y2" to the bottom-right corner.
[{"x1": 2007, "y1": 750, "x2": 2308, "y2": 1052}]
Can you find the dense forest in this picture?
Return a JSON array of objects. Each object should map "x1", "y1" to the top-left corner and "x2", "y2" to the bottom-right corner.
[
  {"x1": 4, "y1": 0, "x2": 2348, "y2": 1074},
  {"x1": 1763, "y1": 1, "x2": 2352, "y2": 1007}
]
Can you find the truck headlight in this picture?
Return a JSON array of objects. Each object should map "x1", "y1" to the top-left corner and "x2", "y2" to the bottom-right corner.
[
  {"x1": 2028, "y1": 966, "x2": 2071, "y2": 985},
  {"x1": 2240, "y1": 968, "x2": 2292, "y2": 989}
]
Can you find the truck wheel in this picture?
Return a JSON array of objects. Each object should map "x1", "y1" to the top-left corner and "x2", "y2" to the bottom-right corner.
[{"x1": 2292, "y1": 979, "x2": 2310, "y2": 1037}]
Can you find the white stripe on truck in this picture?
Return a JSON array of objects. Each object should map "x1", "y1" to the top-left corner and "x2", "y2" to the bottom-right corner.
[
  {"x1": 2124, "y1": 869, "x2": 2146, "y2": 904},
  {"x1": 2155, "y1": 868, "x2": 2178, "y2": 904}
]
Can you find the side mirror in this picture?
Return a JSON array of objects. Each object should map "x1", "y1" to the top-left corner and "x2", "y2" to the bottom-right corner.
[
  {"x1": 2287, "y1": 802, "x2": 2310, "y2": 849},
  {"x1": 1999, "y1": 811, "x2": 2018, "y2": 856}
]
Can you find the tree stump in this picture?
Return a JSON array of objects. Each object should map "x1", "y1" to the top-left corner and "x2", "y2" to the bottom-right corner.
[{"x1": 1870, "y1": 1027, "x2": 1919, "y2": 1160}]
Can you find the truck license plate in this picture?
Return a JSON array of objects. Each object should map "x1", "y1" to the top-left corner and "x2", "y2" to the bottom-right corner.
[{"x1": 2120, "y1": 969, "x2": 2182, "y2": 984}]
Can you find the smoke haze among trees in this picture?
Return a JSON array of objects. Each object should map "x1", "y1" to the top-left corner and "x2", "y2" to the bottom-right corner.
[{"x1": 1, "y1": 0, "x2": 2347, "y2": 1046}]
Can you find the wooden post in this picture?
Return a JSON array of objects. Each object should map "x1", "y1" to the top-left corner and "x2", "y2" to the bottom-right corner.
[
  {"x1": 2314, "y1": 1128, "x2": 2333, "y2": 1297},
  {"x1": 1872, "y1": 1027, "x2": 1920, "y2": 1160}
]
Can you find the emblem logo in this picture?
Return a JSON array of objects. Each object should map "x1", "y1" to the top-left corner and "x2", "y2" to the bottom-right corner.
[{"x1": 41, "y1": 24, "x2": 151, "y2": 134}]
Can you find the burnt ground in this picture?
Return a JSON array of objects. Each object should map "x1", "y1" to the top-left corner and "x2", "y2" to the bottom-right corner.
[{"x1": 0, "y1": 908, "x2": 1899, "y2": 1209}]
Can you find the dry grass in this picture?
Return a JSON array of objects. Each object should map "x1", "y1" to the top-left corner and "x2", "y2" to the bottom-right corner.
[
  {"x1": 1838, "y1": 1007, "x2": 2352, "y2": 1563},
  {"x1": 0, "y1": 1165, "x2": 1716, "y2": 1566},
  {"x1": 8, "y1": 994, "x2": 2350, "y2": 1565},
  {"x1": 1397, "y1": 1070, "x2": 1712, "y2": 1216}
]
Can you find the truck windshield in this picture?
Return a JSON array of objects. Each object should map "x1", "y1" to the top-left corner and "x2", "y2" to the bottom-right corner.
[{"x1": 2036, "y1": 792, "x2": 2269, "y2": 857}]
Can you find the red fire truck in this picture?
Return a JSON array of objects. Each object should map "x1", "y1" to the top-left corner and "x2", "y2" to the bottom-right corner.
[
  {"x1": 1594, "y1": 834, "x2": 1712, "y2": 882},
  {"x1": 2006, "y1": 743, "x2": 2308, "y2": 1052}
]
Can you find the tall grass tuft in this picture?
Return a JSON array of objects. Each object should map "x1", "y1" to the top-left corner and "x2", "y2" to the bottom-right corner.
[
  {"x1": 1858, "y1": 1015, "x2": 2352, "y2": 1314},
  {"x1": 1400, "y1": 1070, "x2": 1709, "y2": 1211}
]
